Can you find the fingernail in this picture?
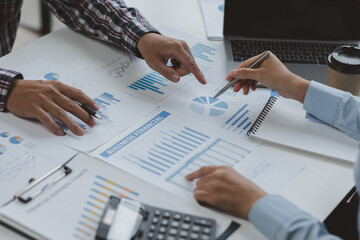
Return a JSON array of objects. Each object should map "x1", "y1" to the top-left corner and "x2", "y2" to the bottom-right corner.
[
  {"x1": 76, "y1": 126, "x2": 85, "y2": 135},
  {"x1": 171, "y1": 74, "x2": 180, "y2": 82},
  {"x1": 57, "y1": 130, "x2": 65, "y2": 136},
  {"x1": 89, "y1": 118, "x2": 96, "y2": 126},
  {"x1": 93, "y1": 103, "x2": 99, "y2": 110}
]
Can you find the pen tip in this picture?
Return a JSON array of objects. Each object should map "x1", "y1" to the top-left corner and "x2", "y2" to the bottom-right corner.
[{"x1": 95, "y1": 114, "x2": 102, "y2": 120}]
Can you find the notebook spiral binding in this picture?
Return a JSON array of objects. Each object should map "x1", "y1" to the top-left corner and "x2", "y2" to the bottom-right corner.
[{"x1": 247, "y1": 96, "x2": 278, "y2": 136}]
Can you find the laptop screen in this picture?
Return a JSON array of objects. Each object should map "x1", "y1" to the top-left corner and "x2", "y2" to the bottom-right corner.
[{"x1": 224, "y1": 0, "x2": 360, "y2": 40}]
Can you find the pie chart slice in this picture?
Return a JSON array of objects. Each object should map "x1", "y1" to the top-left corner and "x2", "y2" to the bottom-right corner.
[
  {"x1": 9, "y1": 136, "x2": 23, "y2": 144},
  {"x1": 190, "y1": 96, "x2": 228, "y2": 116},
  {"x1": 0, "y1": 144, "x2": 6, "y2": 154},
  {"x1": 44, "y1": 73, "x2": 60, "y2": 80}
]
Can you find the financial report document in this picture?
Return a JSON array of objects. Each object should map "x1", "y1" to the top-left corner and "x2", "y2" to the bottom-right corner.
[
  {"x1": 0, "y1": 117, "x2": 77, "y2": 206},
  {"x1": 11, "y1": 60, "x2": 158, "y2": 152},
  {"x1": 91, "y1": 110, "x2": 305, "y2": 198}
]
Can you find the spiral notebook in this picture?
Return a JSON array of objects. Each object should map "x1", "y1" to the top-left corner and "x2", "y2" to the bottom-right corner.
[{"x1": 247, "y1": 97, "x2": 359, "y2": 164}]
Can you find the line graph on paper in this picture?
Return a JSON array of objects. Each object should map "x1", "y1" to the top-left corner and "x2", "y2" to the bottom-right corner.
[
  {"x1": 95, "y1": 55, "x2": 135, "y2": 79},
  {"x1": 244, "y1": 161, "x2": 271, "y2": 181}
]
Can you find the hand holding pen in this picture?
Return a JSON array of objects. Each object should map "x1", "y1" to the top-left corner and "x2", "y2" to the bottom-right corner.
[
  {"x1": 223, "y1": 51, "x2": 310, "y2": 103},
  {"x1": 6, "y1": 80, "x2": 100, "y2": 136},
  {"x1": 214, "y1": 51, "x2": 270, "y2": 98}
]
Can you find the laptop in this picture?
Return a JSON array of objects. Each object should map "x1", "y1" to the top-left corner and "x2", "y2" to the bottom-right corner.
[{"x1": 223, "y1": 0, "x2": 360, "y2": 84}]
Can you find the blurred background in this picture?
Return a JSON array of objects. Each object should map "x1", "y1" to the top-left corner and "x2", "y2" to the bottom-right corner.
[{"x1": 14, "y1": 1, "x2": 65, "y2": 50}]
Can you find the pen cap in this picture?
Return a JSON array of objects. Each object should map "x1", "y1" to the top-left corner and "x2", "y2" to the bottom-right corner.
[{"x1": 327, "y1": 45, "x2": 360, "y2": 96}]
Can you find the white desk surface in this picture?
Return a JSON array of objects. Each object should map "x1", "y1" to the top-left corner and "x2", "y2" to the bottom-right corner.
[{"x1": 0, "y1": 0, "x2": 355, "y2": 239}]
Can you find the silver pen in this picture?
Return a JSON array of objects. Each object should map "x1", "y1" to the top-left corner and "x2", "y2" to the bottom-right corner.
[{"x1": 213, "y1": 51, "x2": 270, "y2": 99}]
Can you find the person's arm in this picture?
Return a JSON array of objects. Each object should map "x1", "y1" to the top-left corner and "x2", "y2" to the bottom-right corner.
[
  {"x1": 0, "y1": 68, "x2": 23, "y2": 111},
  {"x1": 42, "y1": 0, "x2": 206, "y2": 84},
  {"x1": 186, "y1": 166, "x2": 342, "y2": 240},
  {"x1": 228, "y1": 52, "x2": 360, "y2": 141}
]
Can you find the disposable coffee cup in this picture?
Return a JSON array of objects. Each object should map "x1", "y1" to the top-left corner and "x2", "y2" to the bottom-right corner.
[{"x1": 327, "y1": 45, "x2": 360, "y2": 96}]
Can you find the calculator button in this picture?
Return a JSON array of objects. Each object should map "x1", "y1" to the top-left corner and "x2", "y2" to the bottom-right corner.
[
  {"x1": 192, "y1": 225, "x2": 201, "y2": 232},
  {"x1": 181, "y1": 223, "x2": 190, "y2": 230},
  {"x1": 152, "y1": 218, "x2": 159, "y2": 224},
  {"x1": 167, "y1": 237, "x2": 176, "y2": 240},
  {"x1": 195, "y1": 219, "x2": 212, "y2": 227},
  {"x1": 154, "y1": 210, "x2": 161, "y2": 216},
  {"x1": 171, "y1": 221, "x2": 180, "y2": 228},
  {"x1": 163, "y1": 211, "x2": 171, "y2": 218},
  {"x1": 203, "y1": 228, "x2": 211, "y2": 235},
  {"x1": 169, "y1": 228, "x2": 178, "y2": 235},
  {"x1": 147, "y1": 232, "x2": 154, "y2": 239},
  {"x1": 159, "y1": 226, "x2": 167, "y2": 233},
  {"x1": 173, "y1": 213, "x2": 181, "y2": 220},
  {"x1": 161, "y1": 219, "x2": 169, "y2": 226},
  {"x1": 184, "y1": 216, "x2": 191, "y2": 223},
  {"x1": 180, "y1": 230, "x2": 189, "y2": 238},
  {"x1": 149, "y1": 225, "x2": 156, "y2": 232},
  {"x1": 201, "y1": 235, "x2": 210, "y2": 240},
  {"x1": 190, "y1": 233, "x2": 200, "y2": 239},
  {"x1": 156, "y1": 234, "x2": 165, "y2": 240}
]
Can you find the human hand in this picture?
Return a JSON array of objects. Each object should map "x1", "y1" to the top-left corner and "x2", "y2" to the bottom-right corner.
[
  {"x1": 227, "y1": 52, "x2": 310, "y2": 103},
  {"x1": 137, "y1": 33, "x2": 206, "y2": 84},
  {"x1": 6, "y1": 79, "x2": 99, "y2": 136},
  {"x1": 186, "y1": 166, "x2": 267, "y2": 219}
]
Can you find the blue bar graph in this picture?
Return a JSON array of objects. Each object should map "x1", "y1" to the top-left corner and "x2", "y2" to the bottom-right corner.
[
  {"x1": 222, "y1": 104, "x2": 252, "y2": 135},
  {"x1": 128, "y1": 71, "x2": 169, "y2": 95},
  {"x1": 121, "y1": 126, "x2": 210, "y2": 176},
  {"x1": 93, "y1": 92, "x2": 121, "y2": 122},
  {"x1": 167, "y1": 138, "x2": 251, "y2": 191},
  {"x1": 74, "y1": 175, "x2": 139, "y2": 240},
  {"x1": 190, "y1": 43, "x2": 217, "y2": 62}
]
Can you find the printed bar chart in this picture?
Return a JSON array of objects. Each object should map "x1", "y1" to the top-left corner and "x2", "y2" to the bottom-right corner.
[
  {"x1": 222, "y1": 104, "x2": 254, "y2": 135},
  {"x1": 190, "y1": 43, "x2": 217, "y2": 62},
  {"x1": 128, "y1": 71, "x2": 168, "y2": 95},
  {"x1": 74, "y1": 175, "x2": 139, "y2": 240},
  {"x1": 167, "y1": 138, "x2": 251, "y2": 191},
  {"x1": 121, "y1": 126, "x2": 210, "y2": 176}
]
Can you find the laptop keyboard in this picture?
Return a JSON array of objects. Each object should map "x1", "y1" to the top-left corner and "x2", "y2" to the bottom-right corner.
[{"x1": 230, "y1": 39, "x2": 353, "y2": 65}]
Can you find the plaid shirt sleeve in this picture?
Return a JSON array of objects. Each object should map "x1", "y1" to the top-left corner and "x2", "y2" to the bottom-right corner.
[
  {"x1": 0, "y1": 68, "x2": 23, "y2": 112},
  {"x1": 43, "y1": 0, "x2": 160, "y2": 57}
]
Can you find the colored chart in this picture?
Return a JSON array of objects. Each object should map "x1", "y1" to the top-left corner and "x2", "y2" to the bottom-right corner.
[
  {"x1": 94, "y1": 92, "x2": 121, "y2": 122},
  {"x1": 222, "y1": 104, "x2": 255, "y2": 134},
  {"x1": 121, "y1": 126, "x2": 210, "y2": 176},
  {"x1": 218, "y1": 4, "x2": 224, "y2": 11},
  {"x1": 190, "y1": 43, "x2": 217, "y2": 62},
  {"x1": 0, "y1": 132, "x2": 9, "y2": 137},
  {"x1": 9, "y1": 136, "x2": 23, "y2": 144},
  {"x1": 167, "y1": 138, "x2": 251, "y2": 191},
  {"x1": 0, "y1": 144, "x2": 6, "y2": 154},
  {"x1": 128, "y1": 71, "x2": 169, "y2": 96},
  {"x1": 74, "y1": 175, "x2": 139, "y2": 240},
  {"x1": 44, "y1": 72, "x2": 60, "y2": 80},
  {"x1": 190, "y1": 96, "x2": 228, "y2": 116}
]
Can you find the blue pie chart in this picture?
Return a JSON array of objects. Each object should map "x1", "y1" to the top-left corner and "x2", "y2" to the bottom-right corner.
[
  {"x1": 218, "y1": 4, "x2": 224, "y2": 12},
  {"x1": 0, "y1": 131, "x2": 9, "y2": 137},
  {"x1": 0, "y1": 144, "x2": 6, "y2": 154},
  {"x1": 44, "y1": 72, "x2": 60, "y2": 80},
  {"x1": 190, "y1": 96, "x2": 228, "y2": 116},
  {"x1": 9, "y1": 136, "x2": 23, "y2": 144}
]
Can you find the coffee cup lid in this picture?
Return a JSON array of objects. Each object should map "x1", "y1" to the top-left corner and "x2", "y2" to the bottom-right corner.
[{"x1": 327, "y1": 45, "x2": 360, "y2": 74}]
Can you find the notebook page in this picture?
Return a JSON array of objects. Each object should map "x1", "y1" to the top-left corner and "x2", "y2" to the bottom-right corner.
[{"x1": 249, "y1": 97, "x2": 359, "y2": 163}]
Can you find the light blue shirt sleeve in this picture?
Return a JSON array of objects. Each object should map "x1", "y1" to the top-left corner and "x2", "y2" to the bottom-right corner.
[{"x1": 249, "y1": 81, "x2": 360, "y2": 240}]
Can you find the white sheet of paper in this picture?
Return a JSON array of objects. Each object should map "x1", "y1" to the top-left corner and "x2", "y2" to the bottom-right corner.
[
  {"x1": 81, "y1": 27, "x2": 223, "y2": 104},
  {"x1": 198, "y1": 0, "x2": 224, "y2": 40},
  {"x1": 0, "y1": 117, "x2": 77, "y2": 206},
  {"x1": 91, "y1": 110, "x2": 305, "y2": 198},
  {"x1": 14, "y1": 59, "x2": 158, "y2": 152},
  {"x1": 250, "y1": 97, "x2": 359, "y2": 163}
]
